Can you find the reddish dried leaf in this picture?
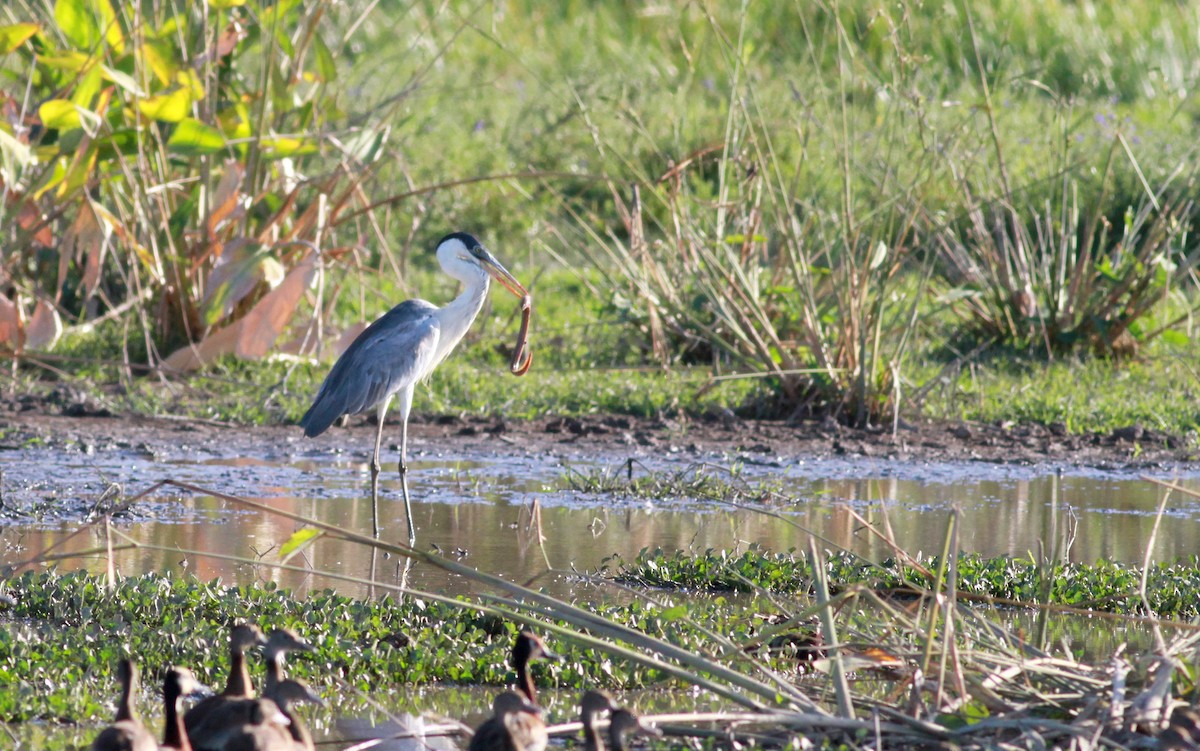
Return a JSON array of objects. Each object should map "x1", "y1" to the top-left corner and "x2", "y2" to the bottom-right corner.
[
  {"x1": 235, "y1": 252, "x2": 316, "y2": 358},
  {"x1": 16, "y1": 200, "x2": 53, "y2": 247},
  {"x1": 26, "y1": 299, "x2": 61, "y2": 350},
  {"x1": 216, "y1": 20, "x2": 245, "y2": 58},
  {"x1": 0, "y1": 295, "x2": 21, "y2": 350},
  {"x1": 334, "y1": 322, "x2": 368, "y2": 357},
  {"x1": 161, "y1": 321, "x2": 243, "y2": 372},
  {"x1": 207, "y1": 161, "x2": 245, "y2": 241}
]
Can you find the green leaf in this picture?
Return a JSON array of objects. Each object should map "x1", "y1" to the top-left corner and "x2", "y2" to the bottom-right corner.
[
  {"x1": 167, "y1": 117, "x2": 225, "y2": 155},
  {"x1": 39, "y1": 99, "x2": 84, "y2": 130},
  {"x1": 279, "y1": 528, "x2": 322, "y2": 564},
  {"x1": 137, "y1": 87, "x2": 192, "y2": 122},
  {"x1": 260, "y1": 136, "x2": 317, "y2": 158},
  {"x1": 312, "y1": 33, "x2": 337, "y2": 83},
  {"x1": 55, "y1": 0, "x2": 123, "y2": 53},
  {"x1": 208, "y1": 0, "x2": 247, "y2": 7},
  {"x1": 0, "y1": 23, "x2": 39, "y2": 54},
  {"x1": 1159, "y1": 330, "x2": 1189, "y2": 347},
  {"x1": 55, "y1": 0, "x2": 101, "y2": 49},
  {"x1": 660, "y1": 604, "x2": 688, "y2": 621}
]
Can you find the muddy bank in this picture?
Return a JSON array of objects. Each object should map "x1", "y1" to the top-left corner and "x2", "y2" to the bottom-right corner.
[{"x1": 0, "y1": 406, "x2": 1195, "y2": 471}]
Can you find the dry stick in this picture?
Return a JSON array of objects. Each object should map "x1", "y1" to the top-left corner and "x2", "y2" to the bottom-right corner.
[
  {"x1": 1139, "y1": 483, "x2": 1175, "y2": 656},
  {"x1": 807, "y1": 539, "x2": 853, "y2": 719}
]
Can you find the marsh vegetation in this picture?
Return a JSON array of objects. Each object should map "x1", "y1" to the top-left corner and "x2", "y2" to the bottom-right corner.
[{"x1": 3, "y1": 0, "x2": 1200, "y2": 749}]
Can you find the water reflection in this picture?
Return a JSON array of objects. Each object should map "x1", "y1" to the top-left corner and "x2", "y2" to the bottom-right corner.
[{"x1": 2, "y1": 445, "x2": 1199, "y2": 598}]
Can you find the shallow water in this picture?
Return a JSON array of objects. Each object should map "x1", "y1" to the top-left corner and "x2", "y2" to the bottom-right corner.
[{"x1": 2, "y1": 437, "x2": 1199, "y2": 598}]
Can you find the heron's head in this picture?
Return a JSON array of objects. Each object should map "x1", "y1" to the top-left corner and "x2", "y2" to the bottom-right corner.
[{"x1": 436, "y1": 232, "x2": 527, "y2": 298}]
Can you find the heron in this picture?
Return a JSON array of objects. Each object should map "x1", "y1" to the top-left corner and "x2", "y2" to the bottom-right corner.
[{"x1": 300, "y1": 232, "x2": 529, "y2": 542}]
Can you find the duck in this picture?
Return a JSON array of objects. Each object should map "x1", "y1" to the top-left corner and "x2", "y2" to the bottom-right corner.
[
  {"x1": 579, "y1": 690, "x2": 617, "y2": 751},
  {"x1": 184, "y1": 624, "x2": 268, "y2": 735},
  {"x1": 161, "y1": 666, "x2": 205, "y2": 751},
  {"x1": 206, "y1": 679, "x2": 324, "y2": 751},
  {"x1": 90, "y1": 658, "x2": 156, "y2": 751},
  {"x1": 261, "y1": 628, "x2": 315, "y2": 694},
  {"x1": 467, "y1": 691, "x2": 546, "y2": 751},
  {"x1": 511, "y1": 631, "x2": 558, "y2": 706},
  {"x1": 188, "y1": 628, "x2": 314, "y2": 750},
  {"x1": 607, "y1": 709, "x2": 661, "y2": 751}
]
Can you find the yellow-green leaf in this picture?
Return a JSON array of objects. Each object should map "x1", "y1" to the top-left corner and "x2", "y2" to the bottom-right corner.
[
  {"x1": 55, "y1": 0, "x2": 101, "y2": 49},
  {"x1": 279, "y1": 527, "x2": 322, "y2": 563},
  {"x1": 260, "y1": 136, "x2": 316, "y2": 158},
  {"x1": 39, "y1": 99, "x2": 83, "y2": 130},
  {"x1": 56, "y1": 0, "x2": 123, "y2": 53},
  {"x1": 167, "y1": 117, "x2": 224, "y2": 155},
  {"x1": 0, "y1": 23, "x2": 39, "y2": 54},
  {"x1": 140, "y1": 41, "x2": 176, "y2": 86},
  {"x1": 208, "y1": 0, "x2": 247, "y2": 7},
  {"x1": 71, "y1": 63, "x2": 103, "y2": 109},
  {"x1": 38, "y1": 52, "x2": 91, "y2": 71},
  {"x1": 137, "y1": 87, "x2": 191, "y2": 122}
]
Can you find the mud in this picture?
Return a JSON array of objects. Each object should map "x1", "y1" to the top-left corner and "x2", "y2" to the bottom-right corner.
[{"x1": 0, "y1": 407, "x2": 1195, "y2": 474}]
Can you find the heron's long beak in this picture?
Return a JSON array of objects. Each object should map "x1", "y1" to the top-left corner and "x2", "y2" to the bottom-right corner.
[{"x1": 477, "y1": 248, "x2": 528, "y2": 299}]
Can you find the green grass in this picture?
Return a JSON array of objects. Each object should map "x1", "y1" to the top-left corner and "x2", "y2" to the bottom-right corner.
[{"x1": 6, "y1": 0, "x2": 1200, "y2": 435}]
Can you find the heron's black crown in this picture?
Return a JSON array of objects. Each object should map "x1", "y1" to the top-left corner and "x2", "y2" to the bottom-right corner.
[{"x1": 438, "y1": 231, "x2": 482, "y2": 252}]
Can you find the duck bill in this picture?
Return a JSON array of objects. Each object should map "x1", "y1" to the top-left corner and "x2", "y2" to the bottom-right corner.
[{"x1": 478, "y1": 249, "x2": 528, "y2": 298}]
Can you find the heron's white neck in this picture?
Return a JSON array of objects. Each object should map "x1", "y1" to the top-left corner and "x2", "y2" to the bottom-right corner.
[{"x1": 431, "y1": 273, "x2": 490, "y2": 367}]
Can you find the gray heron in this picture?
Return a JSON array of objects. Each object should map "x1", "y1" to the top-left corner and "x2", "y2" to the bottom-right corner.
[{"x1": 300, "y1": 232, "x2": 530, "y2": 542}]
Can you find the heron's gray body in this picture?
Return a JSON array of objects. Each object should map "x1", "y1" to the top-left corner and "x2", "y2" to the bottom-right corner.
[
  {"x1": 301, "y1": 232, "x2": 523, "y2": 542},
  {"x1": 300, "y1": 300, "x2": 440, "y2": 438}
]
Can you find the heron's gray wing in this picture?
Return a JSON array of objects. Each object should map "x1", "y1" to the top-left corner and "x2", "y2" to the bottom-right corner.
[{"x1": 300, "y1": 301, "x2": 440, "y2": 437}]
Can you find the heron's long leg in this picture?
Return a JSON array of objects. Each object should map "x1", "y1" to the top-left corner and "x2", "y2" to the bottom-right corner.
[
  {"x1": 398, "y1": 415, "x2": 416, "y2": 546},
  {"x1": 397, "y1": 387, "x2": 417, "y2": 545},
  {"x1": 370, "y1": 404, "x2": 388, "y2": 539}
]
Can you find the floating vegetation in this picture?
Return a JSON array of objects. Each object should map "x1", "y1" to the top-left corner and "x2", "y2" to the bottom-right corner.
[
  {"x1": 609, "y1": 547, "x2": 1200, "y2": 619},
  {"x1": 564, "y1": 462, "x2": 789, "y2": 504}
]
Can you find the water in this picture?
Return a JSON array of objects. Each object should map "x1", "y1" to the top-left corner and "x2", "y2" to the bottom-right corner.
[{"x1": 2, "y1": 436, "x2": 1199, "y2": 598}]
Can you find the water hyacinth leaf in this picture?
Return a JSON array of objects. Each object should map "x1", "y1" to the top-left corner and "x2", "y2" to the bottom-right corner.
[
  {"x1": 0, "y1": 23, "x2": 39, "y2": 54},
  {"x1": 167, "y1": 118, "x2": 224, "y2": 155},
  {"x1": 137, "y1": 87, "x2": 191, "y2": 122},
  {"x1": 279, "y1": 528, "x2": 323, "y2": 564},
  {"x1": 660, "y1": 604, "x2": 688, "y2": 621}
]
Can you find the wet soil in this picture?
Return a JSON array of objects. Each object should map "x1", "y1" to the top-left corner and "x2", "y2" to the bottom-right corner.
[{"x1": 0, "y1": 401, "x2": 1195, "y2": 471}]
